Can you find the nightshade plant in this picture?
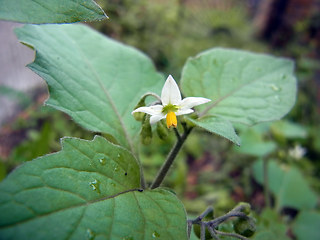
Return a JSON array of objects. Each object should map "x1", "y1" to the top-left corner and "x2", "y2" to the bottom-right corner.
[{"x1": 0, "y1": 1, "x2": 297, "y2": 240}]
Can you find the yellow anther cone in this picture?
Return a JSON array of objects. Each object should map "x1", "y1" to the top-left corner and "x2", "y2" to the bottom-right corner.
[{"x1": 166, "y1": 111, "x2": 177, "y2": 128}]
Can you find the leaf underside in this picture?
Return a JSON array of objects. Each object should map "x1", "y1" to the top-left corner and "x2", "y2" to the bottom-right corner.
[
  {"x1": 187, "y1": 115, "x2": 241, "y2": 146},
  {"x1": 0, "y1": 136, "x2": 187, "y2": 240},
  {"x1": 0, "y1": 0, "x2": 107, "y2": 23}
]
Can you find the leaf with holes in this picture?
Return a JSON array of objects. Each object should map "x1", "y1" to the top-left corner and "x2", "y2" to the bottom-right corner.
[
  {"x1": 181, "y1": 48, "x2": 297, "y2": 125},
  {"x1": 0, "y1": 0, "x2": 107, "y2": 23},
  {"x1": 15, "y1": 24, "x2": 163, "y2": 152},
  {"x1": 0, "y1": 136, "x2": 188, "y2": 240}
]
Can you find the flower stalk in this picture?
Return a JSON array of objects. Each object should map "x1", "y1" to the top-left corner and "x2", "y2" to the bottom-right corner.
[{"x1": 150, "y1": 126, "x2": 193, "y2": 189}]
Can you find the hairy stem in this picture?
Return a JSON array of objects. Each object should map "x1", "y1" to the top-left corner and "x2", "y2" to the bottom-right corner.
[
  {"x1": 198, "y1": 207, "x2": 214, "y2": 221},
  {"x1": 200, "y1": 223, "x2": 206, "y2": 240},
  {"x1": 215, "y1": 230, "x2": 249, "y2": 240},
  {"x1": 150, "y1": 127, "x2": 192, "y2": 189},
  {"x1": 140, "y1": 167, "x2": 146, "y2": 189},
  {"x1": 207, "y1": 227, "x2": 220, "y2": 240}
]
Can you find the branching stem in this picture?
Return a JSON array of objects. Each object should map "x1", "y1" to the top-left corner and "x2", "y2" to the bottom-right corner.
[
  {"x1": 188, "y1": 204, "x2": 254, "y2": 240},
  {"x1": 215, "y1": 230, "x2": 249, "y2": 240}
]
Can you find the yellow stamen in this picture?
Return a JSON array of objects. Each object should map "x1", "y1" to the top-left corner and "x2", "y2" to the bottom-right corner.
[{"x1": 166, "y1": 111, "x2": 177, "y2": 128}]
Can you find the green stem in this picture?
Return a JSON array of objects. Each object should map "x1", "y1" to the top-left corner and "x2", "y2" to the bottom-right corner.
[
  {"x1": 263, "y1": 157, "x2": 271, "y2": 208},
  {"x1": 140, "y1": 166, "x2": 146, "y2": 189},
  {"x1": 150, "y1": 127, "x2": 192, "y2": 189},
  {"x1": 173, "y1": 127, "x2": 181, "y2": 140}
]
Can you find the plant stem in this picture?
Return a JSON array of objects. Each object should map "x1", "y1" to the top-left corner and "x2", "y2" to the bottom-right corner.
[
  {"x1": 140, "y1": 167, "x2": 146, "y2": 189},
  {"x1": 173, "y1": 127, "x2": 181, "y2": 140},
  {"x1": 263, "y1": 157, "x2": 271, "y2": 208},
  {"x1": 150, "y1": 127, "x2": 192, "y2": 189},
  {"x1": 207, "y1": 227, "x2": 220, "y2": 240},
  {"x1": 198, "y1": 207, "x2": 213, "y2": 221},
  {"x1": 215, "y1": 230, "x2": 249, "y2": 240},
  {"x1": 200, "y1": 223, "x2": 205, "y2": 240}
]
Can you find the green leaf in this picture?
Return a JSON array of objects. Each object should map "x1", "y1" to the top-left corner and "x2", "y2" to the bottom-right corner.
[
  {"x1": 0, "y1": 136, "x2": 187, "y2": 240},
  {"x1": 187, "y1": 115, "x2": 241, "y2": 146},
  {"x1": 292, "y1": 211, "x2": 320, "y2": 240},
  {"x1": 234, "y1": 128, "x2": 276, "y2": 157},
  {"x1": 0, "y1": 161, "x2": 6, "y2": 181},
  {"x1": 181, "y1": 48, "x2": 297, "y2": 125},
  {"x1": 278, "y1": 168, "x2": 317, "y2": 210},
  {"x1": 253, "y1": 159, "x2": 285, "y2": 195},
  {"x1": 270, "y1": 120, "x2": 307, "y2": 139},
  {"x1": 253, "y1": 209, "x2": 290, "y2": 240},
  {"x1": 253, "y1": 159, "x2": 318, "y2": 210},
  {"x1": 15, "y1": 24, "x2": 163, "y2": 151},
  {"x1": 0, "y1": 0, "x2": 107, "y2": 24}
]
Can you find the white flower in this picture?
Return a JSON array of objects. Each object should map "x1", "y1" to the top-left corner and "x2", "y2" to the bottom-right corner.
[
  {"x1": 288, "y1": 145, "x2": 306, "y2": 160},
  {"x1": 132, "y1": 75, "x2": 211, "y2": 128}
]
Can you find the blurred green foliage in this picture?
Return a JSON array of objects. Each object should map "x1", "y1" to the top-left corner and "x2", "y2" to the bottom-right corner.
[
  {"x1": 4, "y1": 106, "x2": 95, "y2": 168},
  {"x1": 94, "y1": 0, "x2": 266, "y2": 77}
]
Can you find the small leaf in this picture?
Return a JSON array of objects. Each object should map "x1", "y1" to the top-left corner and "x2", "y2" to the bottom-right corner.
[
  {"x1": 181, "y1": 48, "x2": 297, "y2": 125},
  {"x1": 15, "y1": 24, "x2": 163, "y2": 151},
  {"x1": 234, "y1": 128, "x2": 276, "y2": 157},
  {"x1": 187, "y1": 115, "x2": 241, "y2": 146},
  {"x1": 253, "y1": 159, "x2": 318, "y2": 210},
  {"x1": 253, "y1": 209, "x2": 290, "y2": 240},
  {"x1": 0, "y1": 136, "x2": 187, "y2": 240},
  {"x1": 292, "y1": 211, "x2": 320, "y2": 240},
  {"x1": 278, "y1": 168, "x2": 317, "y2": 210},
  {"x1": 270, "y1": 120, "x2": 307, "y2": 139},
  {"x1": 0, "y1": 0, "x2": 107, "y2": 23}
]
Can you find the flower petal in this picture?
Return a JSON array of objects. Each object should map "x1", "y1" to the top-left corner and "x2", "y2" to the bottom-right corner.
[
  {"x1": 176, "y1": 109, "x2": 194, "y2": 116},
  {"x1": 131, "y1": 105, "x2": 163, "y2": 115},
  {"x1": 150, "y1": 114, "x2": 166, "y2": 124},
  {"x1": 179, "y1": 97, "x2": 211, "y2": 110},
  {"x1": 161, "y1": 75, "x2": 182, "y2": 106}
]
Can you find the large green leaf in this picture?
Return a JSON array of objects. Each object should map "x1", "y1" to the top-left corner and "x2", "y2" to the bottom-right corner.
[
  {"x1": 181, "y1": 48, "x2": 297, "y2": 125},
  {"x1": 253, "y1": 159, "x2": 317, "y2": 210},
  {"x1": 15, "y1": 24, "x2": 163, "y2": 152},
  {"x1": 0, "y1": 0, "x2": 107, "y2": 23},
  {"x1": 0, "y1": 136, "x2": 187, "y2": 240},
  {"x1": 187, "y1": 115, "x2": 241, "y2": 146}
]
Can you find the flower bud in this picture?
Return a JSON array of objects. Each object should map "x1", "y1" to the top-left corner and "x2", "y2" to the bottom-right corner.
[
  {"x1": 156, "y1": 120, "x2": 169, "y2": 140},
  {"x1": 235, "y1": 202, "x2": 251, "y2": 215},
  {"x1": 233, "y1": 218, "x2": 256, "y2": 237},
  {"x1": 140, "y1": 115, "x2": 152, "y2": 145},
  {"x1": 184, "y1": 113, "x2": 198, "y2": 128},
  {"x1": 133, "y1": 97, "x2": 147, "y2": 121}
]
